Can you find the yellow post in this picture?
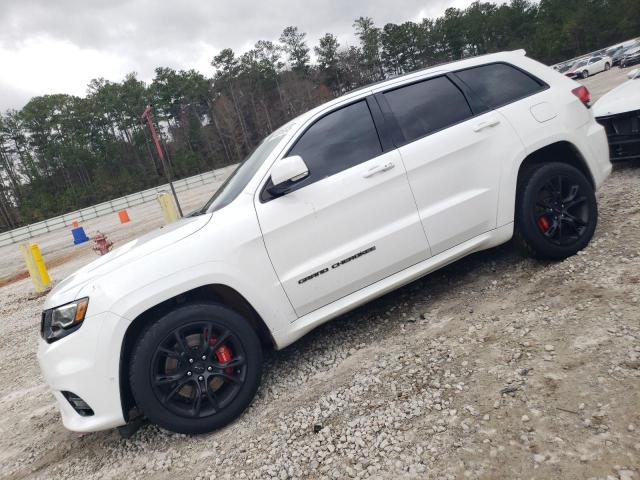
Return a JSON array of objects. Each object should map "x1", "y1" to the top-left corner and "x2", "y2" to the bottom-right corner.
[
  {"x1": 157, "y1": 192, "x2": 180, "y2": 224},
  {"x1": 19, "y1": 243, "x2": 51, "y2": 293}
]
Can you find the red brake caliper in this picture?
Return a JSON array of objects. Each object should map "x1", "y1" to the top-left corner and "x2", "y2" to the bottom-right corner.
[
  {"x1": 537, "y1": 216, "x2": 551, "y2": 232},
  {"x1": 209, "y1": 337, "x2": 234, "y2": 374}
]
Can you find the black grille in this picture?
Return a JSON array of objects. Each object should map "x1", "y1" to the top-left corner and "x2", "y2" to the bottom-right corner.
[
  {"x1": 600, "y1": 110, "x2": 640, "y2": 136},
  {"x1": 597, "y1": 110, "x2": 640, "y2": 161},
  {"x1": 62, "y1": 391, "x2": 94, "y2": 416}
]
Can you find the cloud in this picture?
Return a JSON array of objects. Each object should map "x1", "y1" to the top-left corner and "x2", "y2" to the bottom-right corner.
[
  {"x1": 0, "y1": 79, "x2": 33, "y2": 111},
  {"x1": 0, "y1": 0, "x2": 474, "y2": 111}
]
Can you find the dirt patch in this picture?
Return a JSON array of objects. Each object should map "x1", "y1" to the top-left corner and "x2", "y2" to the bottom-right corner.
[
  {"x1": 0, "y1": 270, "x2": 29, "y2": 288},
  {"x1": 0, "y1": 251, "x2": 80, "y2": 288}
]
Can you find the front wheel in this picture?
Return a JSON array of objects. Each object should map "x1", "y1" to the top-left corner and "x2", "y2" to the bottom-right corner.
[
  {"x1": 581, "y1": 70, "x2": 589, "y2": 79},
  {"x1": 514, "y1": 162, "x2": 597, "y2": 260},
  {"x1": 129, "y1": 303, "x2": 263, "y2": 434}
]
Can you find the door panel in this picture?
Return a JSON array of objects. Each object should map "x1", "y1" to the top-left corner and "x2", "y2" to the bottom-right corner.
[
  {"x1": 396, "y1": 112, "x2": 517, "y2": 255},
  {"x1": 255, "y1": 149, "x2": 429, "y2": 317},
  {"x1": 385, "y1": 63, "x2": 542, "y2": 254},
  {"x1": 377, "y1": 73, "x2": 511, "y2": 256}
]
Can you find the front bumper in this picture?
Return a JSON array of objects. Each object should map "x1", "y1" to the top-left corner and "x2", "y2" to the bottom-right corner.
[
  {"x1": 37, "y1": 311, "x2": 128, "y2": 432},
  {"x1": 576, "y1": 119, "x2": 612, "y2": 190},
  {"x1": 597, "y1": 110, "x2": 640, "y2": 161}
]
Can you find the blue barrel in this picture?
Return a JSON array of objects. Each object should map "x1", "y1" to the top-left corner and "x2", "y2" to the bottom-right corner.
[{"x1": 72, "y1": 227, "x2": 89, "y2": 244}]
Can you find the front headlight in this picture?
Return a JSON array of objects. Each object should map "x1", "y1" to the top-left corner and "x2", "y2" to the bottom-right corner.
[{"x1": 41, "y1": 298, "x2": 89, "y2": 343}]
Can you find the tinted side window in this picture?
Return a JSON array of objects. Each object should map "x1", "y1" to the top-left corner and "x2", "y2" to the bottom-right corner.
[
  {"x1": 455, "y1": 63, "x2": 545, "y2": 110},
  {"x1": 287, "y1": 100, "x2": 382, "y2": 186},
  {"x1": 383, "y1": 76, "x2": 473, "y2": 144}
]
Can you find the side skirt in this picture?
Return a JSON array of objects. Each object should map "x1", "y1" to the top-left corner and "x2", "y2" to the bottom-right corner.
[{"x1": 272, "y1": 222, "x2": 514, "y2": 349}]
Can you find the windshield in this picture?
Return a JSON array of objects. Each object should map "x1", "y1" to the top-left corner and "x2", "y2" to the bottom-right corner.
[
  {"x1": 573, "y1": 60, "x2": 587, "y2": 68},
  {"x1": 197, "y1": 121, "x2": 295, "y2": 214}
]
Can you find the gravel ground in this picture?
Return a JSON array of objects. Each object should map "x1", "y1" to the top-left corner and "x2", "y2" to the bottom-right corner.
[{"x1": 0, "y1": 71, "x2": 638, "y2": 480}]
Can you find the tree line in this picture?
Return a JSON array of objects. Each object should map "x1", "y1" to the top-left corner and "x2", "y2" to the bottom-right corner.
[{"x1": 0, "y1": 0, "x2": 638, "y2": 231}]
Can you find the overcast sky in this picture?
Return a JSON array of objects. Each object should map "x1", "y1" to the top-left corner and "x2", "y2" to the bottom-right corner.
[{"x1": 0, "y1": 0, "x2": 477, "y2": 111}]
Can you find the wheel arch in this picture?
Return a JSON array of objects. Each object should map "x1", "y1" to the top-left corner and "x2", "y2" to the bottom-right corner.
[
  {"x1": 118, "y1": 283, "x2": 275, "y2": 420},
  {"x1": 517, "y1": 140, "x2": 595, "y2": 189},
  {"x1": 498, "y1": 139, "x2": 595, "y2": 228}
]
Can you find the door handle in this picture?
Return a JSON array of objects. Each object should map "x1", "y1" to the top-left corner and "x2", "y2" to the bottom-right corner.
[
  {"x1": 472, "y1": 119, "x2": 501, "y2": 132},
  {"x1": 362, "y1": 162, "x2": 395, "y2": 178}
]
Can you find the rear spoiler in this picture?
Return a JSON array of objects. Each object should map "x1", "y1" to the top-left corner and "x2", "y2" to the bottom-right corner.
[{"x1": 512, "y1": 49, "x2": 527, "y2": 56}]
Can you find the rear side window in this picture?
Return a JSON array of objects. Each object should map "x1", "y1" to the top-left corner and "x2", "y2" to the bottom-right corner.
[
  {"x1": 287, "y1": 100, "x2": 382, "y2": 186},
  {"x1": 383, "y1": 76, "x2": 473, "y2": 143},
  {"x1": 455, "y1": 63, "x2": 545, "y2": 110}
]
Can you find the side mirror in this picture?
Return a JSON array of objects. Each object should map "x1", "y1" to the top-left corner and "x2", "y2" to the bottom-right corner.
[{"x1": 268, "y1": 155, "x2": 309, "y2": 196}]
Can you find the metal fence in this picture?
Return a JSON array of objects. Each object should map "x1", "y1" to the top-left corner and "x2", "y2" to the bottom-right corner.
[{"x1": 0, "y1": 167, "x2": 232, "y2": 248}]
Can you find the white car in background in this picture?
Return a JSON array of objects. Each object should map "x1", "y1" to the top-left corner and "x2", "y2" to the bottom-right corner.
[
  {"x1": 594, "y1": 68, "x2": 640, "y2": 161},
  {"x1": 565, "y1": 55, "x2": 612, "y2": 79}
]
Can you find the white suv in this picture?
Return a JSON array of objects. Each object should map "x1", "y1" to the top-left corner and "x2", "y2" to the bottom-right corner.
[{"x1": 38, "y1": 50, "x2": 611, "y2": 434}]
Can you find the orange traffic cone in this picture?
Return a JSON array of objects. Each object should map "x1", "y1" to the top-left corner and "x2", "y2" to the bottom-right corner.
[{"x1": 118, "y1": 210, "x2": 130, "y2": 224}]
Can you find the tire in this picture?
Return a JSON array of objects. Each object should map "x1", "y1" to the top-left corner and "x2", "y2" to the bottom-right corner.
[
  {"x1": 605, "y1": 62, "x2": 611, "y2": 71},
  {"x1": 129, "y1": 302, "x2": 263, "y2": 434},
  {"x1": 514, "y1": 162, "x2": 597, "y2": 260},
  {"x1": 581, "y1": 70, "x2": 589, "y2": 79}
]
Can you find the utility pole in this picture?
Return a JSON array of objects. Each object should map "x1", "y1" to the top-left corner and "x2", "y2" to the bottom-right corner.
[{"x1": 141, "y1": 105, "x2": 184, "y2": 217}]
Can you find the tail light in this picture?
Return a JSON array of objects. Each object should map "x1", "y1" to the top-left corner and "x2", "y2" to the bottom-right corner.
[{"x1": 572, "y1": 86, "x2": 591, "y2": 108}]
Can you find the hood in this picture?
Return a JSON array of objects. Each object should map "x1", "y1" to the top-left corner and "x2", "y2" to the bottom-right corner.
[
  {"x1": 44, "y1": 213, "x2": 212, "y2": 309},
  {"x1": 593, "y1": 77, "x2": 640, "y2": 117}
]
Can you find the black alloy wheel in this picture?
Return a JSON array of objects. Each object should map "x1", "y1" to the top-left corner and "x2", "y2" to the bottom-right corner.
[
  {"x1": 515, "y1": 162, "x2": 597, "y2": 260},
  {"x1": 532, "y1": 174, "x2": 590, "y2": 247},
  {"x1": 150, "y1": 321, "x2": 247, "y2": 419},
  {"x1": 130, "y1": 303, "x2": 263, "y2": 434}
]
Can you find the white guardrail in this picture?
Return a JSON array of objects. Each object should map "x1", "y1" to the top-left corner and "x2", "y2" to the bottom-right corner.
[{"x1": 0, "y1": 168, "x2": 229, "y2": 248}]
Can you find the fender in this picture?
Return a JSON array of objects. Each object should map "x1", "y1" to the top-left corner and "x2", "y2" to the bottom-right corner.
[{"x1": 111, "y1": 261, "x2": 297, "y2": 342}]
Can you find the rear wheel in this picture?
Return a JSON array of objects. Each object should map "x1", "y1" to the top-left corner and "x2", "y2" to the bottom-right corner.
[
  {"x1": 605, "y1": 62, "x2": 611, "y2": 71},
  {"x1": 515, "y1": 162, "x2": 597, "y2": 260},
  {"x1": 129, "y1": 302, "x2": 263, "y2": 434}
]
